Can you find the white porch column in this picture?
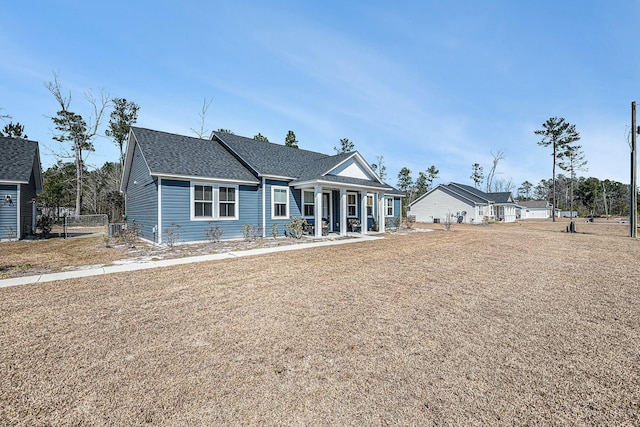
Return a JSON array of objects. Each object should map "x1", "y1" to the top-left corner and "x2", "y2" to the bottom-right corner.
[
  {"x1": 340, "y1": 188, "x2": 347, "y2": 236},
  {"x1": 315, "y1": 185, "x2": 323, "y2": 238},
  {"x1": 378, "y1": 192, "x2": 386, "y2": 233},
  {"x1": 360, "y1": 192, "x2": 368, "y2": 234}
]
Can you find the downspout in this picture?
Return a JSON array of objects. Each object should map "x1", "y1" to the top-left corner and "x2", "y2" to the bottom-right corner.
[
  {"x1": 16, "y1": 186, "x2": 21, "y2": 239},
  {"x1": 157, "y1": 177, "x2": 162, "y2": 245},
  {"x1": 262, "y1": 177, "x2": 266, "y2": 238}
]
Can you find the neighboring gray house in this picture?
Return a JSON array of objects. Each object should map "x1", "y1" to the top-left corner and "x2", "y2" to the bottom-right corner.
[
  {"x1": 407, "y1": 182, "x2": 517, "y2": 224},
  {"x1": 0, "y1": 137, "x2": 43, "y2": 240},
  {"x1": 121, "y1": 127, "x2": 403, "y2": 244}
]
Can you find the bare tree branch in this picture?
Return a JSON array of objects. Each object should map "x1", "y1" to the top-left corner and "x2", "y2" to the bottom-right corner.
[{"x1": 191, "y1": 97, "x2": 213, "y2": 138}]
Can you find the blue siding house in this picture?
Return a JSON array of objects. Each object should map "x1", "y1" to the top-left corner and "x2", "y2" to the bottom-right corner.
[
  {"x1": 121, "y1": 127, "x2": 403, "y2": 244},
  {"x1": 0, "y1": 137, "x2": 43, "y2": 240}
]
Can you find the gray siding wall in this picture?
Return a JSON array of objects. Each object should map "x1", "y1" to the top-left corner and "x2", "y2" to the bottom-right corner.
[
  {"x1": 124, "y1": 142, "x2": 158, "y2": 241},
  {"x1": 20, "y1": 169, "x2": 38, "y2": 237},
  {"x1": 161, "y1": 179, "x2": 261, "y2": 242},
  {"x1": 0, "y1": 184, "x2": 18, "y2": 239}
]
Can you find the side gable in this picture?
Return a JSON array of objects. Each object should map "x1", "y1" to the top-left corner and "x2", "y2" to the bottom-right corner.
[{"x1": 123, "y1": 128, "x2": 259, "y2": 188}]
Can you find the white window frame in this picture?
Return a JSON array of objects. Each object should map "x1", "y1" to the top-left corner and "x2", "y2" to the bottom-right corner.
[
  {"x1": 347, "y1": 192, "x2": 358, "y2": 218},
  {"x1": 192, "y1": 183, "x2": 214, "y2": 219},
  {"x1": 271, "y1": 186, "x2": 290, "y2": 219},
  {"x1": 303, "y1": 190, "x2": 315, "y2": 218},
  {"x1": 190, "y1": 182, "x2": 239, "y2": 221},
  {"x1": 385, "y1": 197, "x2": 394, "y2": 217},
  {"x1": 218, "y1": 185, "x2": 238, "y2": 219},
  {"x1": 366, "y1": 194, "x2": 374, "y2": 217}
]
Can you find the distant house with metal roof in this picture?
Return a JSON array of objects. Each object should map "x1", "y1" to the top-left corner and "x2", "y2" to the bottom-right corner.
[
  {"x1": 0, "y1": 137, "x2": 43, "y2": 240},
  {"x1": 407, "y1": 182, "x2": 517, "y2": 224},
  {"x1": 120, "y1": 127, "x2": 403, "y2": 244}
]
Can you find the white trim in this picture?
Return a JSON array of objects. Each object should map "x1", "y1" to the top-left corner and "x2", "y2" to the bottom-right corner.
[
  {"x1": 120, "y1": 129, "x2": 137, "y2": 193},
  {"x1": 378, "y1": 192, "x2": 386, "y2": 233},
  {"x1": 366, "y1": 193, "x2": 375, "y2": 217},
  {"x1": 261, "y1": 177, "x2": 266, "y2": 238},
  {"x1": 323, "y1": 152, "x2": 385, "y2": 185},
  {"x1": 385, "y1": 197, "x2": 394, "y2": 217},
  {"x1": 0, "y1": 179, "x2": 28, "y2": 185},
  {"x1": 346, "y1": 192, "x2": 358, "y2": 218},
  {"x1": 157, "y1": 177, "x2": 162, "y2": 244},
  {"x1": 340, "y1": 189, "x2": 347, "y2": 236},
  {"x1": 315, "y1": 185, "x2": 323, "y2": 238},
  {"x1": 360, "y1": 192, "x2": 368, "y2": 235},
  {"x1": 271, "y1": 186, "x2": 289, "y2": 219},
  {"x1": 190, "y1": 181, "x2": 239, "y2": 221},
  {"x1": 16, "y1": 186, "x2": 21, "y2": 239},
  {"x1": 292, "y1": 179, "x2": 391, "y2": 192},
  {"x1": 261, "y1": 174, "x2": 295, "y2": 181},
  {"x1": 302, "y1": 189, "x2": 315, "y2": 218},
  {"x1": 154, "y1": 173, "x2": 257, "y2": 186},
  {"x1": 322, "y1": 191, "x2": 333, "y2": 232}
]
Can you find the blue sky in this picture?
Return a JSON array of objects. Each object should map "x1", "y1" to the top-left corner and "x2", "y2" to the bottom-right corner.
[{"x1": 2, "y1": 1, "x2": 639, "y2": 190}]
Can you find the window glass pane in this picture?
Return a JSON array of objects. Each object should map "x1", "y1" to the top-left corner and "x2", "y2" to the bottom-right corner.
[
  {"x1": 275, "y1": 204, "x2": 286, "y2": 217},
  {"x1": 195, "y1": 185, "x2": 212, "y2": 201},
  {"x1": 274, "y1": 188, "x2": 287, "y2": 203},
  {"x1": 304, "y1": 191, "x2": 314, "y2": 203},
  {"x1": 220, "y1": 202, "x2": 234, "y2": 217},
  {"x1": 348, "y1": 194, "x2": 356, "y2": 204},
  {"x1": 219, "y1": 186, "x2": 235, "y2": 202},
  {"x1": 304, "y1": 205, "x2": 314, "y2": 216},
  {"x1": 195, "y1": 201, "x2": 213, "y2": 217}
]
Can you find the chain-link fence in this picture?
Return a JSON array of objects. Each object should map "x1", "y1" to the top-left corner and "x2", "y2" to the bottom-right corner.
[{"x1": 61, "y1": 214, "x2": 109, "y2": 238}]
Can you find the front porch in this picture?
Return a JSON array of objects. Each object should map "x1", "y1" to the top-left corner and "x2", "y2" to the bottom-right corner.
[{"x1": 295, "y1": 185, "x2": 392, "y2": 238}]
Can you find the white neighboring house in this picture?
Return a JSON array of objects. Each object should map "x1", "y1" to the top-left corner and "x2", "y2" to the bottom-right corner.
[
  {"x1": 408, "y1": 182, "x2": 517, "y2": 224},
  {"x1": 518, "y1": 200, "x2": 555, "y2": 219}
]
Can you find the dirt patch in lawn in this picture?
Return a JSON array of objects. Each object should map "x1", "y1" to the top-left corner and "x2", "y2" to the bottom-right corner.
[{"x1": 1, "y1": 219, "x2": 639, "y2": 425}]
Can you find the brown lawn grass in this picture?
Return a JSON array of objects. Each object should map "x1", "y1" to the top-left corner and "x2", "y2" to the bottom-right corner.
[
  {"x1": 0, "y1": 237, "x2": 130, "y2": 278},
  {"x1": 1, "y1": 220, "x2": 639, "y2": 425}
]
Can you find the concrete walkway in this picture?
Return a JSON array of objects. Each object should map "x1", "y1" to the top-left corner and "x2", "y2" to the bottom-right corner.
[{"x1": 0, "y1": 234, "x2": 383, "y2": 289}]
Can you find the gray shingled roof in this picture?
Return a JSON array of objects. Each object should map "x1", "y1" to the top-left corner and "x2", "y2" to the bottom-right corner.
[
  {"x1": 487, "y1": 191, "x2": 514, "y2": 204},
  {"x1": 0, "y1": 137, "x2": 41, "y2": 184},
  {"x1": 213, "y1": 131, "x2": 396, "y2": 190},
  {"x1": 212, "y1": 131, "x2": 336, "y2": 178},
  {"x1": 132, "y1": 128, "x2": 259, "y2": 183},
  {"x1": 520, "y1": 200, "x2": 549, "y2": 208},
  {"x1": 446, "y1": 183, "x2": 492, "y2": 204},
  {"x1": 130, "y1": 128, "x2": 400, "y2": 192}
]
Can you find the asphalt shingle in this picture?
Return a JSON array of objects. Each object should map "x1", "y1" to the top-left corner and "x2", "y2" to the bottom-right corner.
[
  {"x1": 132, "y1": 128, "x2": 258, "y2": 183},
  {"x1": 0, "y1": 137, "x2": 40, "y2": 183}
]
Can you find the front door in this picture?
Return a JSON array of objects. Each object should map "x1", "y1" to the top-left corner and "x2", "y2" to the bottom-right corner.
[{"x1": 322, "y1": 192, "x2": 332, "y2": 231}]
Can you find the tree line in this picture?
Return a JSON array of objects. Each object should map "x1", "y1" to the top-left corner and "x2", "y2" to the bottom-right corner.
[
  {"x1": 2, "y1": 75, "x2": 393, "y2": 223},
  {"x1": 4, "y1": 88, "x2": 633, "y2": 223}
]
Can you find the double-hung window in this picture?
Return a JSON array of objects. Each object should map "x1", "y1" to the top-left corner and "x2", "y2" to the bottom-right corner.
[
  {"x1": 272, "y1": 186, "x2": 289, "y2": 219},
  {"x1": 385, "y1": 197, "x2": 394, "y2": 216},
  {"x1": 219, "y1": 186, "x2": 236, "y2": 218},
  {"x1": 366, "y1": 194, "x2": 374, "y2": 217},
  {"x1": 194, "y1": 185, "x2": 213, "y2": 218},
  {"x1": 347, "y1": 193, "x2": 357, "y2": 217},
  {"x1": 192, "y1": 183, "x2": 238, "y2": 220},
  {"x1": 303, "y1": 191, "x2": 314, "y2": 217}
]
